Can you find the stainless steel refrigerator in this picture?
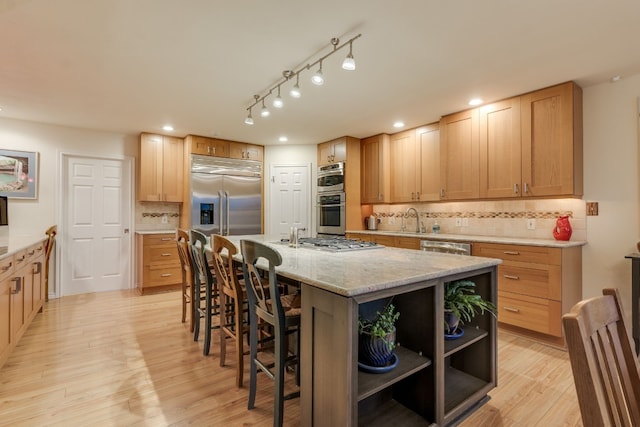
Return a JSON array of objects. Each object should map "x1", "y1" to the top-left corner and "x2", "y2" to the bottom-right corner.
[{"x1": 190, "y1": 154, "x2": 262, "y2": 236}]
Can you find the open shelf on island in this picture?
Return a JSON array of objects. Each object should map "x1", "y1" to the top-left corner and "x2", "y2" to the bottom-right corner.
[
  {"x1": 444, "y1": 326, "x2": 489, "y2": 357},
  {"x1": 358, "y1": 345, "x2": 432, "y2": 402},
  {"x1": 358, "y1": 398, "x2": 432, "y2": 427},
  {"x1": 444, "y1": 366, "x2": 491, "y2": 414}
]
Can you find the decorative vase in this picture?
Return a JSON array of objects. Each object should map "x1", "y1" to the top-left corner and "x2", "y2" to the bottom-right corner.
[
  {"x1": 359, "y1": 328, "x2": 396, "y2": 367},
  {"x1": 444, "y1": 310, "x2": 460, "y2": 335},
  {"x1": 553, "y1": 215, "x2": 572, "y2": 241}
]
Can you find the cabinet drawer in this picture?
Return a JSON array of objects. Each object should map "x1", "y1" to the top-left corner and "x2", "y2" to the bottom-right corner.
[
  {"x1": 498, "y1": 264, "x2": 561, "y2": 300},
  {"x1": 473, "y1": 243, "x2": 561, "y2": 265},
  {"x1": 372, "y1": 235, "x2": 395, "y2": 246},
  {"x1": 0, "y1": 255, "x2": 14, "y2": 282},
  {"x1": 146, "y1": 246, "x2": 179, "y2": 263},
  {"x1": 144, "y1": 265, "x2": 181, "y2": 286},
  {"x1": 14, "y1": 250, "x2": 28, "y2": 270},
  {"x1": 143, "y1": 234, "x2": 176, "y2": 246},
  {"x1": 395, "y1": 236, "x2": 420, "y2": 250},
  {"x1": 497, "y1": 291, "x2": 562, "y2": 337}
]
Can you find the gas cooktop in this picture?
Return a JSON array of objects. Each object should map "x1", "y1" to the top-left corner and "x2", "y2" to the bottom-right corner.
[{"x1": 278, "y1": 237, "x2": 384, "y2": 252}]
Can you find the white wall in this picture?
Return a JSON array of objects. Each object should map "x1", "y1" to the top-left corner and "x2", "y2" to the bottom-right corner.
[
  {"x1": 0, "y1": 117, "x2": 137, "y2": 234},
  {"x1": 264, "y1": 144, "x2": 318, "y2": 235},
  {"x1": 582, "y1": 74, "x2": 640, "y2": 312}
]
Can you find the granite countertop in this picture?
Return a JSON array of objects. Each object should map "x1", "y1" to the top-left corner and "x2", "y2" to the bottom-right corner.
[
  {"x1": 220, "y1": 235, "x2": 501, "y2": 298},
  {"x1": 346, "y1": 230, "x2": 586, "y2": 248},
  {"x1": 0, "y1": 232, "x2": 47, "y2": 260},
  {"x1": 135, "y1": 229, "x2": 177, "y2": 235}
]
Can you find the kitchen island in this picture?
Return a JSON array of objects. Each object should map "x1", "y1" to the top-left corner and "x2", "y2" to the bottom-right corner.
[{"x1": 223, "y1": 235, "x2": 501, "y2": 426}]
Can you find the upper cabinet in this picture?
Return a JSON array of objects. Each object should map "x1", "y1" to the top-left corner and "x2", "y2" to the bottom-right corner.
[
  {"x1": 189, "y1": 135, "x2": 229, "y2": 158},
  {"x1": 229, "y1": 142, "x2": 263, "y2": 161},
  {"x1": 440, "y1": 109, "x2": 479, "y2": 200},
  {"x1": 138, "y1": 133, "x2": 184, "y2": 202},
  {"x1": 479, "y1": 97, "x2": 522, "y2": 198},
  {"x1": 389, "y1": 124, "x2": 441, "y2": 203},
  {"x1": 521, "y1": 82, "x2": 583, "y2": 197},
  {"x1": 361, "y1": 134, "x2": 390, "y2": 204},
  {"x1": 318, "y1": 138, "x2": 347, "y2": 166}
]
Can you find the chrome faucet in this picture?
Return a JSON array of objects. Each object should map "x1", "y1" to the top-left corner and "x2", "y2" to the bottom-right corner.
[{"x1": 404, "y1": 207, "x2": 420, "y2": 233}]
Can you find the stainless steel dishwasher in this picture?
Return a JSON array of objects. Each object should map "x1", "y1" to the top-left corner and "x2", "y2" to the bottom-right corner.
[{"x1": 420, "y1": 240, "x2": 472, "y2": 255}]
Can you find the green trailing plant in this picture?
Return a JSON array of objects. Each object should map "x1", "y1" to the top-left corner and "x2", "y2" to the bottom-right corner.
[
  {"x1": 444, "y1": 280, "x2": 497, "y2": 325},
  {"x1": 359, "y1": 303, "x2": 400, "y2": 351}
]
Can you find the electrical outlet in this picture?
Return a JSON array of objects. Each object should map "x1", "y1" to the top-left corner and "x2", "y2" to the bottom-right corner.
[
  {"x1": 455, "y1": 218, "x2": 462, "y2": 227},
  {"x1": 462, "y1": 218, "x2": 469, "y2": 227},
  {"x1": 586, "y1": 201, "x2": 599, "y2": 216},
  {"x1": 162, "y1": 213, "x2": 168, "y2": 224},
  {"x1": 527, "y1": 218, "x2": 536, "y2": 230}
]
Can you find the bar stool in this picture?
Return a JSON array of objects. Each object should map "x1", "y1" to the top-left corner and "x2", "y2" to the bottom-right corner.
[
  {"x1": 44, "y1": 225, "x2": 57, "y2": 302},
  {"x1": 176, "y1": 229, "x2": 195, "y2": 331},
  {"x1": 190, "y1": 229, "x2": 220, "y2": 355},
  {"x1": 240, "y1": 240, "x2": 300, "y2": 427},
  {"x1": 212, "y1": 234, "x2": 250, "y2": 387}
]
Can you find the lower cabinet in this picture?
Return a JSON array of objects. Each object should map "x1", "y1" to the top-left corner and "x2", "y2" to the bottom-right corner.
[
  {"x1": 136, "y1": 233, "x2": 182, "y2": 295},
  {"x1": 347, "y1": 232, "x2": 421, "y2": 250},
  {"x1": 301, "y1": 267, "x2": 497, "y2": 426},
  {"x1": 472, "y1": 242, "x2": 582, "y2": 346},
  {"x1": 0, "y1": 239, "x2": 46, "y2": 369}
]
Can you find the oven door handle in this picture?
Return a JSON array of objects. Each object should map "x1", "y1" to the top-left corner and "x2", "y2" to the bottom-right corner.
[{"x1": 319, "y1": 203, "x2": 345, "y2": 208}]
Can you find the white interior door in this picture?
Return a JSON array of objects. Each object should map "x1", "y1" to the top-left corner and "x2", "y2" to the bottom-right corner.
[
  {"x1": 61, "y1": 155, "x2": 132, "y2": 296},
  {"x1": 268, "y1": 164, "x2": 311, "y2": 239}
]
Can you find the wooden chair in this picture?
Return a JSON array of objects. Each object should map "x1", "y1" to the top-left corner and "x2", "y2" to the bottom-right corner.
[
  {"x1": 563, "y1": 288, "x2": 640, "y2": 426},
  {"x1": 44, "y1": 225, "x2": 57, "y2": 302},
  {"x1": 212, "y1": 234, "x2": 250, "y2": 387},
  {"x1": 176, "y1": 229, "x2": 195, "y2": 332},
  {"x1": 190, "y1": 229, "x2": 220, "y2": 355},
  {"x1": 240, "y1": 239, "x2": 300, "y2": 427}
]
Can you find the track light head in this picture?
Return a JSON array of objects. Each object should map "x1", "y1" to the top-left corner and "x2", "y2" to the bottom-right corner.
[
  {"x1": 244, "y1": 109, "x2": 254, "y2": 125},
  {"x1": 260, "y1": 99, "x2": 270, "y2": 117},
  {"x1": 342, "y1": 42, "x2": 356, "y2": 70},
  {"x1": 290, "y1": 74, "x2": 301, "y2": 98},
  {"x1": 311, "y1": 61, "x2": 324, "y2": 86},
  {"x1": 273, "y1": 86, "x2": 284, "y2": 108}
]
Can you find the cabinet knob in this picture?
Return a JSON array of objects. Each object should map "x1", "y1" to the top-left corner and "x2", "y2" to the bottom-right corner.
[{"x1": 10, "y1": 277, "x2": 21, "y2": 294}]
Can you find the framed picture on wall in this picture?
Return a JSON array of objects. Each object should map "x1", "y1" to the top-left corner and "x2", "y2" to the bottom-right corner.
[{"x1": 0, "y1": 149, "x2": 39, "y2": 199}]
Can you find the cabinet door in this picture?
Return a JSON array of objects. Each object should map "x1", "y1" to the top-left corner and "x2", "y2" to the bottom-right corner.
[
  {"x1": 360, "y1": 134, "x2": 390, "y2": 204},
  {"x1": 440, "y1": 109, "x2": 479, "y2": 200},
  {"x1": 390, "y1": 130, "x2": 417, "y2": 203},
  {"x1": 417, "y1": 125, "x2": 440, "y2": 201},
  {"x1": 318, "y1": 138, "x2": 346, "y2": 165},
  {"x1": 479, "y1": 98, "x2": 522, "y2": 198},
  {"x1": 0, "y1": 278, "x2": 11, "y2": 363},
  {"x1": 318, "y1": 142, "x2": 333, "y2": 166},
  {"x1": 161, "y1": 136, "x2": 184, "y2": 202},
  {"x1": 521, "y1": 82, "x2": 582, "y2": 197},
  {"x1": 230, "y1": 142, "x2": 264, "y2": 161},
  {"x1": 245, "y1": 144, "x2": 263, "y2": 161},
  {"x1": 138, "y1": 134, "x2": 163, "y2": 201}
]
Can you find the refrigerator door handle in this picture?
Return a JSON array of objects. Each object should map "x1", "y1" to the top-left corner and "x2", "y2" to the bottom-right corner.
[
  {"x1": 224, "y1": 190, "x2": 230, "y2": 235},
  {"x1": 218, "y1": 190, "x2": 224, "y2": 236}
]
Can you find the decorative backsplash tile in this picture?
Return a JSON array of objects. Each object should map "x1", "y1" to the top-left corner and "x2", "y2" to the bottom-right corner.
[
  {"x1": 371, "y1": 198, "x2": 586, "y2": 241},
  {"x1": 136, "y1": 201, "x2": 181, "y2": 231}
]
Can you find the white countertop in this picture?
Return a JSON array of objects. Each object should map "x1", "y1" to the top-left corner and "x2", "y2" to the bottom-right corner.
[
  {"x1": 346, "y1": 230, "x2": 586, "y2": 248},
  {"x1": 219, "y1": 235, "x2": 501, "y2": 298},
  {"x1": 0, "y1": 232, "x2": 47, "y2": 260}
]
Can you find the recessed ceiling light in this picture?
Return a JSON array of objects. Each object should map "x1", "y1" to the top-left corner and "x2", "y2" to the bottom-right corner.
[
  {"x1": 162, "y1": 125, "x2": 174, "y2": 132},
  {"x1": 468, "y1": 98, "x2": 483, "y2": 106},
  {"x1": 393, "y1": 121, "x2": 405, "y2": 128},
  {"x1": 279, "y1": 136, "x2": 288, "y2": 142},
  {"x1": 610, "y1": 75, "x2": 621, "y2": 83}
]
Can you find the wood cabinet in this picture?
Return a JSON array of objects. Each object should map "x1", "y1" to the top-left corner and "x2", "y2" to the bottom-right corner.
[
  {"x1": 521, "y1": 81, "x2": 583, "y2": 197},
  {"x1": 440, "y1": 109, "x2": 480, "y2": 200},
  {"x1": 301, "y1": 265, "x2": 497, "y2": 425},
  {"x1": 229, "y1": 141, "x2": 263, "y2": 161},
  {"x1": 136, "y1": 233, "x2": 182, "y2": 295},
  {"x1": 318, "y1": 137, "x2": 347, "y2": 166},
  {"x1": 472, "y1": 241, "x2": 582, "y2": 347},
  {"x1": 479, "y1": 97, "x2": 522, "y2": 198},
  {"x1": 389, "y1": 124, "x2": 440, "y2": 203},
  {"x1": 347, "y1": 232, "x2": 421, "y2": 250},
  {"x1": 138, "y1": 133, "x2": 184, "y2": 202},
  {"x1": 360, "y1": 134, "x2": 390, "y2": 204},
  {"x1": 189, "y1": 135, "x2": 229, "y2": 158},
  {"x1": 0, "y1": 239, "x2": 46, "y2": 369}
]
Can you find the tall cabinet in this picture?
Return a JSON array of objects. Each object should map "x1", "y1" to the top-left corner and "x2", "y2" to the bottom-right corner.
[
  {"x1": 360, "y1": 134, "x2": 390, "y2": 204},
  {"x1": 138, "y1": 133, "x2": 184, "y2": 202}
]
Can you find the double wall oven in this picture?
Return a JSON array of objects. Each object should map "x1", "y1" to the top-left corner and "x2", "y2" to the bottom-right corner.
[{"x1": 317, "y1": 162, "x2": 345, "y2": 236}]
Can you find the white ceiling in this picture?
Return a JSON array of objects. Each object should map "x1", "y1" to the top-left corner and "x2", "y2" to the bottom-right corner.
[{"x1": 1, "y1": 1, "x2": 640, "y2": 145}]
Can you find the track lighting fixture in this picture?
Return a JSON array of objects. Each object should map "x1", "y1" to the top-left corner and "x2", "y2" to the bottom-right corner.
[
  {"x1": 243, "y1": 33, "x2": 362, "y2": 124},
  {"x1": 290, "y1": 73, "x2": 301, "y2": 98}
]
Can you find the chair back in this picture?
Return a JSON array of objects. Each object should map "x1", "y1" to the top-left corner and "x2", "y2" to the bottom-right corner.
[
  {"x1": 212, "y1": 234, "x2": 241, "y2": 300},
  {"x1": 190, "y1": 229, "x2": 214, "y2": 288},
  {"x1": 44, "y1": 225, "x2": 57, "y2": 261},
  {"x1": 240, "y1": 240, "x2": 284, "y2": 328},
  {"x1": 176, "y1": 229, "x2": 193, "y2": 286},
  {"x1": 563, "y1": 288, "x2": 640, "y2": 426}
]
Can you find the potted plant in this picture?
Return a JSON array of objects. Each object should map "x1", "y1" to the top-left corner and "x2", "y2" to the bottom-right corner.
[
  {"x1": 358, "y1": 303, "x2": 400, "y2": 369},
  {"x1": 444, "y1": 280, "x2": 496, "y2": 338}
]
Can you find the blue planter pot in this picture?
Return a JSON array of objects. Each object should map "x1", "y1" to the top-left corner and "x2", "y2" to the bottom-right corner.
[{"x1": 359, "y1": 328, "x2": 396, "y2": 367}]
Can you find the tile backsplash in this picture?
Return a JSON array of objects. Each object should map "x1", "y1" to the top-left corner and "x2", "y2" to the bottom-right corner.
[
  {"x1": 135, "y1": 201, "x2": 181, "y2": 231},
  {"x1": 370, "y1": 198, "x2": 586, "y2": 241}
]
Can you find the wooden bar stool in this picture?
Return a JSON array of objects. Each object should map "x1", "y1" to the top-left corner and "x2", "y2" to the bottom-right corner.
[
  {"x1": 43, "y1": 225, "x2": 57, "y2": 302},
  {"x1": 240, "y1": 240, "x2": 300, "y2": 427},
  {"x1": 176, "y1": 229, "x2": 195, "y2": 332}
]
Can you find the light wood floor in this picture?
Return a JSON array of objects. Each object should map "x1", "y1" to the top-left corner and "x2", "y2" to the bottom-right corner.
[{"x1": 0, "y1": 290, "x2": 582, "y2": 426}]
